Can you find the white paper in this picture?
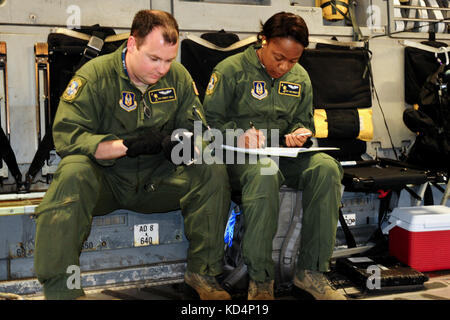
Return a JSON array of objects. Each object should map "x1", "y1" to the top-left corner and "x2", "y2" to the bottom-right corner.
[
  {"x1": 347, "y1": 257, "x2": 374, "y2": 263},
  {"x1": 220, "y1": 145, "x2": 339, "y2": 157}
]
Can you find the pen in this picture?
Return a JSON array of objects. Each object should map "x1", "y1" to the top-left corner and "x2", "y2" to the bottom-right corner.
[
  {"x1": 284, "y1": 132, "x2": 312, "y2": 137},
  {"x1": 193, "y1": 105, "x2": 212, "y2": 131},
  {"x1": 248, "y1": 121, "x2": 266, "y2": 148}
]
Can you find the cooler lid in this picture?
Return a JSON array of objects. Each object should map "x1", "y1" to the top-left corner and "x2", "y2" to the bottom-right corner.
[{"x1": 390, "y1": 205, "x2": 450, "y2": 231}]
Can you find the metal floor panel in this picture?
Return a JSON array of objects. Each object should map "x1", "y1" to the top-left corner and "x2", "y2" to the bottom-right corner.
[{"x1": 1, "y1": 261, "x2": 187, "y2": 297}]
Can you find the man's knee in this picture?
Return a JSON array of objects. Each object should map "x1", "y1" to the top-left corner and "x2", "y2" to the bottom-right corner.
[
  {"x1": 36, "y1": 155, "x2": 101, "y2": 213},
  {"x1": 55, "y1": 155, "x2": 99, "y2": 180},
  {"x1": 49, "y1": 155, "x2": 103, "y2": 193}
]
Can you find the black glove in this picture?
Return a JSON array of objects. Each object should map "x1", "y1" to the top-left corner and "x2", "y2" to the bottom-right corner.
[
  {"x1": 123, "y1": 128, "x2": 165, "y2": 157},
  {"x1": 161, "y1": 132, "x2": 196, "y2": 165}
]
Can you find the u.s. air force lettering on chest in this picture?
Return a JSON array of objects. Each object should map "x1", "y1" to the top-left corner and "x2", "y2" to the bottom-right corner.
[
  {"x1": 119, "y1": 91, "x2": 137, "y2": 112},
  {"x1": 149, "y1": 87, "x2": 177, "y2": 103},
  {"x1": 278, "y1": 81, "x2": 301, "y2": 97}
]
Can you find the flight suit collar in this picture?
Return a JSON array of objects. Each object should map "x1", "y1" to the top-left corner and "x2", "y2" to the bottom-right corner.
[
  {"x1": 243, "y1": 43, "x2": 292, "y2": 82},
  {"x1": 243, "y1": 44, "x2": 265, "y2": 73},
  {"x1": 115, "y1": 42, "x2": 132, "y2": 82}
]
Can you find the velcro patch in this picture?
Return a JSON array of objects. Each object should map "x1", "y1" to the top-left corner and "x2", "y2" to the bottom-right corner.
[
  {"x1": 278, "y1": 81, "x2": 301, "y2": 97},
  {"x1": 192, "y1": 81, "x2": 199, "y2": 96},
  {"x1": 149, "y1": 88, "x2": 177, "y2": 103},
  {"x1": 205, "y1": 73, "x2": 218, "y2": 95},
  {"x1": 62, "y1": 77, "x2": 85, "y2": 101}
]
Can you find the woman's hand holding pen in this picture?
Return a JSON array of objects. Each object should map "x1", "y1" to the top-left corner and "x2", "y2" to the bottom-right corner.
[
  {"x1": 284, "y1": 128, "x2": 312, "y2": 147},
  {"x1": 237, "y1": 122, "x2": 266, "y2": 149}
]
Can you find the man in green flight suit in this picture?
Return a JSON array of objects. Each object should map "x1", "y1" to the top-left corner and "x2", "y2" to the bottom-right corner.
[
  {"x1": 34, "y1": 10, "x2": 231, "y2": 300},
  {"x1": 203, "y1": 12, "x2": 345, "y2": 300}
]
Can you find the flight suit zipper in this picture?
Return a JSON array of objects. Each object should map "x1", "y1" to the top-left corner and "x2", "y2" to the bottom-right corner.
[
  {"x1": 136, "y1": 84, "x2": 156, "y2": 191},
  {"x1": 268, "y1": 77, "x2": 277, "y2": 142}
]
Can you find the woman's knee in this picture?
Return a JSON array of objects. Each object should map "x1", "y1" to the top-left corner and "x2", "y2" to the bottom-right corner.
[{"x1": 310, "y1": 153, "x2": 343, "y2": 180}]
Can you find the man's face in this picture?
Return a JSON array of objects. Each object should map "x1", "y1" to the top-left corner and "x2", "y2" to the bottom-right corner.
[
  {"x1": 259, "y1": 36, "x2": 304, "y2": 79},
  {"x1": 126, "y1": 27, "x2": 179, "y2": 86}
]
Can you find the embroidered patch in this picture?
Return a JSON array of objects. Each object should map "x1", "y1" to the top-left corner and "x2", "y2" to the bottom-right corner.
[
  {"x1": 279, "y1": 81, "x2": 301, "y2": 97},
  {"x1": 251, "y1": 81, "x2": 268, "y2": 100},
  {"x1": 119, "y1": 91, "x2": 137, "y2": 112},
  {"x1": 62, "y1": 77, "x2": 85, "y2": 101},
  {"x1": 149, "y1": 88, "x2": 177, "y2": 103},
  {"x1": 205, "y1": 73, "x2": 218, "y2": 95},
  {"x1": 192, "y1": 81, "x2": 199, "y2": 96}
]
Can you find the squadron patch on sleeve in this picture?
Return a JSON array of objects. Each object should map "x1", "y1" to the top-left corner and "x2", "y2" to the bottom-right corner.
[
  {"x1": 278, "y1": 81, "x2": 301, "y2": 97},
  {"x1": 62, "y1": 77, "x2": 85, "y2": 101},
  {"x1": 205, "y1": 73, "x2": 218, "y2": 95}
]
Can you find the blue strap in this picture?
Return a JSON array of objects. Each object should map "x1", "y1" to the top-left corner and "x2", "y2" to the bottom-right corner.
[{"x1": 224, "y1": 207, "x2": 241, "y2": 248}]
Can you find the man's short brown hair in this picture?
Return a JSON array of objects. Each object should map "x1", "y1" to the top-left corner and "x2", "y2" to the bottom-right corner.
[{"x1": 131, "y1": 10, "x2": 179, "y2": 48}]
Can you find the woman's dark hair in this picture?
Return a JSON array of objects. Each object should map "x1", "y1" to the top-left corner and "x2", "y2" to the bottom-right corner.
[
  {"x1": 258, "y1": 11, "x2": 309, "y2": 48},
  {"x1": 131, "y1": 10, "x2": 179, "y2": 48}
]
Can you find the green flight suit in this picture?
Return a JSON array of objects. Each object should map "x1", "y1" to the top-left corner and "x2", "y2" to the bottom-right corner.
[
  {"x1": 203, "y1": 44, "x2": 343, "y2": 282},
  {"x1": 34, "y1": 43, "x2": 230, "y2": 299}
]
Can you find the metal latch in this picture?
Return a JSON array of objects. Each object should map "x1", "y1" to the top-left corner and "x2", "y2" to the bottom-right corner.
[{"x1": 83, "y1": 35, "x2": 104, "y2": 59}]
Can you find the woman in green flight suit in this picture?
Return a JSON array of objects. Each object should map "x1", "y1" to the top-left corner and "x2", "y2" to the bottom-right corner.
[{"x1": 203, "y1": 12, "x2": 345, "y2": 300}]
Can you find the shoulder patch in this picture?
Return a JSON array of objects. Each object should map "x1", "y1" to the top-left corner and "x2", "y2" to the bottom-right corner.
[
  {"x1": 278, "y1": 81, "x2": 301, "y2": 97},
  {"x1": 192, "y1": 81, "x2": 199, "y2": 96},
  {"x1": 205, "y1": 73, "x2": 218, "y2": 96},
  {"x1": 62, "y1": 77, "x2": 85, "y2": 101}
]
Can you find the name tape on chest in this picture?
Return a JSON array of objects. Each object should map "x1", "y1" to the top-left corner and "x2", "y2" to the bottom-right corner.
[
  {"x1": 278, "y1": 81, "x2": 301, "y2": 97},
  {"x1": 149, "y1": 87, "x2": 177, "y2": 103}
]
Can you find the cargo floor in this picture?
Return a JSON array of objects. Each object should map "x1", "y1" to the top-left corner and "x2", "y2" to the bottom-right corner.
[{"x1": 20, "y1": 269, "x2": 450, "y2": 301}]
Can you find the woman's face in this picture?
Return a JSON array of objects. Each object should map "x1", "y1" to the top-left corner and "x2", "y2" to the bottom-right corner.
[{"x1": 258, "y1": 36, "x2": 304, "y2": 79}]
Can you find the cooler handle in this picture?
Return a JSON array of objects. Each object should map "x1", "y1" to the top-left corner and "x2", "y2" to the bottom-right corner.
[{"x1": 381, "y1": 219, "x2": 400, "y2": 235}]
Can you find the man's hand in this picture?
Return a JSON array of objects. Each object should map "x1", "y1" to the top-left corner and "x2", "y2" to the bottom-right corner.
[
  {"x1": 284, "y1": 128, "x2": 312, "y2": 147},
  {"x1": 161, "y1": 131, "x2": 199, "y2": 165},
  {"x1": 237, "y1": 128, "x2": 266, "y2": 149},
  {"x1": 123, "y1": 128, "x2": 165, "y2": 157}
]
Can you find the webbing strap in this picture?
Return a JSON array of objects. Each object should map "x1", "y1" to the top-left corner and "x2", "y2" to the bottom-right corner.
[
  {"x1": 50, "y1": 28, "x2": 129, "y2": 43},
  {"x1": 348, "y1": 1, "x2": 364, "y2": 41},
  {"x1": 320, "y1": 0, "x2": 349, "y2": 11},
  {"x1": 0, "y1": 42, "x2": 22, "y2": 186},
  {"x1": 279, "y1": 191, "x2": 303, "y2": 284},
  {"x1": 185, "y1": 34, "x2": 257, "y2": 52},
  {"x1": 309, "y1": 36, "x2": 365, "y2": 48}
]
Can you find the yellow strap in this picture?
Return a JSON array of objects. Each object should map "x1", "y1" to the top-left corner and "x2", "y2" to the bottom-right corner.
[
  {"x1": 313, "y1": 109, "x2": 329, "y2": 138},
  {"x1": 357, "y1": 108, "x2": 373, "y2": 141}
]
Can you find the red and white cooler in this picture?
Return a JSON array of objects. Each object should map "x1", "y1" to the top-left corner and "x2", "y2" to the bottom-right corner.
[{"x1": 384, "y1": 205, "x2": 450, "y2": 272}]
